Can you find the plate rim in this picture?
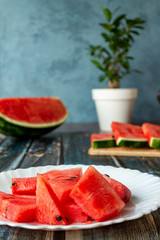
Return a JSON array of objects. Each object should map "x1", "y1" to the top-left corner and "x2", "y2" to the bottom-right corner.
[{"x1": 0, "y1": 164, "x2": 160, "y2": 231}]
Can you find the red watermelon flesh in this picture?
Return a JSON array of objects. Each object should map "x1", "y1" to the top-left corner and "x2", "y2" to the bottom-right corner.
[
  {"x1": 11, "y1": 168, "x2": 82, "y2": 195},
  {"x1": 111, "y1": 122, "x2": 146, "y2": 140},
  {"x1": 70, "y1": 166, "x2": 125, "y2": 222},
  {"x1": 0, "y1": 97, "x2": 68, "y2": 125},
  {"x1": 49, "y1": 176, "x2": 80, "y2": 203},
  {"x1": 103, "y1": 175, "x2": 131, "y2": 203},
  {"x1": 43, "y1": 168, "x2": 82, "y2": 180},
  {"x1": 64, "y1": 200, "x2": 88, "y2": 223},
  {"x1": 142, "y1": 123, "x2": 160, "y2": 143},
  {"x1": 1, "y1": 197, "x2": 36, "y2": 222},
  {"x1": 36, "y1": 174, "x2": 68, "y2": 225},
  {"x1": 11, "y1": 177, "x2": 36, "y2": 195},
  {"x1": 0, "y1": 191, "x2": 36, "y2": 212},
  {"x1": 91, "y1": 133, "x2": 114, "y2": 142}
]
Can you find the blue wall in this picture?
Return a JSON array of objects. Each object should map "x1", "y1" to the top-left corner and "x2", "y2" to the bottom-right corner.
[{"x1": 0, "y1": 0, "x2": 159, "y2": 123}]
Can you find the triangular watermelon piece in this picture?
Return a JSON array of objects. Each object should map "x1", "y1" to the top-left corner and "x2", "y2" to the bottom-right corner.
[
  {"x1": 36, "y1": 174, "x2": 68, "y2": 225},
  {"x1": 103, "y1": 175, "x2": 131, "y2": 203},
  {"x1": 70, "y1": 166, "x2": 125, "y2": 222}
]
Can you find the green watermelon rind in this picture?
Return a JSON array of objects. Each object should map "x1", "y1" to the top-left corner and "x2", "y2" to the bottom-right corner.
[
  {"x1": 0, "y1": 112, "x2": 68, "y2": 138},
  {"x1": 117, "y1": 137, "x2": 149, "y2": 148},
  {"x1": 92, "y1": 139, "x2": 116, "y2": 149},
  {"x1": 0, "y1": 111, "x2": 68, "y2": 128},
  {"x1": 150, "y1": 137, "x2": 160, "y2": 149}
]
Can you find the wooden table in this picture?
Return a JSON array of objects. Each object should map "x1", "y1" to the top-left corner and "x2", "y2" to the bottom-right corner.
[{"x1": 0, "y1": 123, "x2": 160, "y2": 240}]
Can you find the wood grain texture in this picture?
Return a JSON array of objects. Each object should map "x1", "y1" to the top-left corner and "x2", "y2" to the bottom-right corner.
[{"x1": 88, "y1": 147, "x2": 160, "y2": 157}]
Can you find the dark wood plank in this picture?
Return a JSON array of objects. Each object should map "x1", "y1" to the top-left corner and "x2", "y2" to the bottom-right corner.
[
  {"x1": 81, "y1": 214, "x2": 159, "y2": 240},
  {"x1": 62, "y1": 132, "x2": 115, "y2": 166},
  {"x1": 0, "y1": 137, "x2": 32, "y2": 172},
  {"x1": 18, "y1": 135, "x2": 63, "y2": 168}
]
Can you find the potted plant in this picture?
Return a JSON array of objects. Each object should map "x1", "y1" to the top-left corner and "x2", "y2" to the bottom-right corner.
[{"x1": 89, "y1": 7, "x2": 145, "y2": 132}]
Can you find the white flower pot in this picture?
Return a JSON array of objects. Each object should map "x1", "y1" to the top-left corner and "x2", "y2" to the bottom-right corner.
[{"x1": 92, "y1": 88, "x2": 138, "y2": 132}]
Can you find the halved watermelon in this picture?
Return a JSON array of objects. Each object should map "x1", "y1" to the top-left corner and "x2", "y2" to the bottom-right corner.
[
  {"x1": 1, "y1": 197, "x2": 36, "y2": 222},
  {"x1": 11, "y1": 168, "x2": 82, "y2": 195},
  {"x1": 103, "y1": 175, "x2": 131, "y2": 203},
  {"x1": 142, "y1": 123, "x2": 160, "y2": 148},
  {"x1": 0, "y1": 97, "x2": 68, "y2": 137},
  {"x1": 91, "y1": 134, "x2": 116, "y2": 148},
  {"x1": 70, "y1": 166, "x2": 125, "y2": 222},
  {"x1": 36, "y1": 174, "x2": 68, "y2": 225},
  {"x1": 111, "y1": 122, "x2": 148, "y2": 148}
]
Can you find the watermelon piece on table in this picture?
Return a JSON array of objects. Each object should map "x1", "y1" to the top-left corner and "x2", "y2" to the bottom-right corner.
[
  {"x1": 111, "y1": 122, "x2": 148, "y2": 148},
  {"x1": 64, "y1": 200, "x2": 88, "y2": 223},
  {"x1": 0, "y1": 97, "x2": 68, "y2": 137},
  {"x1": 91, "y1": 134, "x2": 116, "y2": 148},
  {"x1": 70, "y1": 166, "x2": 125, "y2": 222},
  {"x1": 103, "y1": 175, "x2": 131, "y2": 203},
  {"x1": 142, "y1": 123, "x2": 160, "y2": 148},
  {"x1": 11, "y1": 168, "x2": 82, "y2": 195},
  {"x1": 36, "y1": 174, "x2": 68, "y2": 225},
  {"x1": 1, "y1": 197, "x2": 36, "y2": 222}
]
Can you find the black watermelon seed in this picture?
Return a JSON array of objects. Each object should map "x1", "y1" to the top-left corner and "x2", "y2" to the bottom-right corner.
[
  {"x1": 12, "y1": 182, "x2": 17, "y2": 186},
  {"x1": 104, "y1": 174, "x2": 110, "y2": 177},
  {"x1": 66, "y1": 176, "x2": 78, "y2": 181},
  {"x1": 56, "y1": 216, "x2": 63, "y2": 222},
  {"x1": 66, "y1": 217, "x2": 69, "y2": 222}
]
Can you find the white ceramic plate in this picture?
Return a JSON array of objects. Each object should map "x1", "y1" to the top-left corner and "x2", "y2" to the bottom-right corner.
[{"x1": 0, "y1": 164, "x2": 160, "y2": 231}]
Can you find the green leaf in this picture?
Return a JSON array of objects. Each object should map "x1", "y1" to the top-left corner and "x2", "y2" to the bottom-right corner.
[
  {"x1": 91, "y1": 59, "x2": 104, "y2": 71},
  {"x1": 113, "y1": 14, "x2": 126, "y2": 26},
  {"x1": 103, "y1": 8, "x2": 112, "y2": 22},
  {"x1": 125, "y1": 56, "x2": 134, "y2": 60},
  {"x1": 99, "y1": 23, "x2": 112, "y2": 32},
  {"x1": 101, "y1": 32, "x2": 110, "y2": 42},
  {"x1": 130, "y1": 30, "x2": 140, "y2": 35},
  {"x1": 99, "y1": 74, "x2": 106, "y2": 82},
  {"x1": 101, "y1": 47, "x2": 111, "y2": 56}
]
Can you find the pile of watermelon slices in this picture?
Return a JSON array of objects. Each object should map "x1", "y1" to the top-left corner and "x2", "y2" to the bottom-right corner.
[
  {"x1": 91, "y1": 122, "x2": 160, "y2": 149},
  {"x1": 0, "y1": 166, "x2": 131, "y2": 225}
]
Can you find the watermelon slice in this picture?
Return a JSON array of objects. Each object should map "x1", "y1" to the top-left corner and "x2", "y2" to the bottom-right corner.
[
  {"x1": 1, "y1": 197, "x2": 36, "y2": 222},
  {"x1": 70, "y1": 166, "x2": 125, "y2": 222},
  {"x1": 0, "y1": 97, "x2": 68, "y2": 137},
  {"x1": 103, "y1": 175, "x2": 131, "y2": 203},
  {"x1": 11, "y1": 168, "x2": 82, "y2": 195},
  {"x1": 91, "y1": 134, "x2": 116, "y2": 148},
  {"x1": 64, "y1": 200, "x2": 88, "y2": 223},
  {"x1": 111, "y1": 122, "x2": 148, "y2": 148},
  {"x1": 0, "y1": 191, "x2": 36, "y2": 216},
  {"x1": 36, "y1": 174, "x2": 68, "y2": 225},
  {"x1": 48, "y1": 176, "x2": 80, "y2": 203},
  {"x1": 142, "y1": 123, "x2": 160, "y2": 148}
]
